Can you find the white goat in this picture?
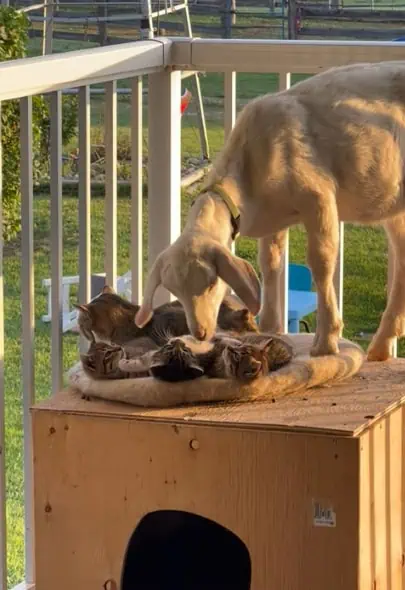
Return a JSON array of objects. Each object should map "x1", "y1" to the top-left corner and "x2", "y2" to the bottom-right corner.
[{"x1": 138, "y1": 61, "x2": 405, "y2": 360}]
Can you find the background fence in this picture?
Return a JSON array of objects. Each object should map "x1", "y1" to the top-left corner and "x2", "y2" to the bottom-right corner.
[{"x1": 12, "y1": 0, "x2": 288, "y2": 45}]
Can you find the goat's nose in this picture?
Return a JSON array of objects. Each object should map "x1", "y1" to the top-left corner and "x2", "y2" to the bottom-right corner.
[{"x1": 194, "y1": 327, "x2": 207, "y2": 340}]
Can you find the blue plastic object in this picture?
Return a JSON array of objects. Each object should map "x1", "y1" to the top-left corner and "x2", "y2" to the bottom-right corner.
[
  {"x1": 256, "y1": 263, "x2": 318, "y2": 333},
  {"x1": 288, "y1": 263, "x2": 318, "y2": 333}
]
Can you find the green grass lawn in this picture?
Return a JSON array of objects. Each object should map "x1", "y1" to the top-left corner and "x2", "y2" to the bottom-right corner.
[{"x1": 3, "y1": 27, "x2": 400, "y2": 588}]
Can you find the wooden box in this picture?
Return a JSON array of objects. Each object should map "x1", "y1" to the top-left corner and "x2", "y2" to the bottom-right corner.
[{"x1": 32, "y1": 360, "x2": 405, "y2": 590}]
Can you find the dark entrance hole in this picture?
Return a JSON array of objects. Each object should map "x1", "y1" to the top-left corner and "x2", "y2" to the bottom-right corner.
[{"x1": 121, "y1": 509, "x2": 251, "y2": 590}]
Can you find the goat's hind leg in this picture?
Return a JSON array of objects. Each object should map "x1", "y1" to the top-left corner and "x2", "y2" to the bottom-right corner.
[
  {"x1": 258, "y1": 231, "x2": 288, "y2": 333},
  {"x1": 367, "y1": 215, "x2": 405, "y2": 361}
]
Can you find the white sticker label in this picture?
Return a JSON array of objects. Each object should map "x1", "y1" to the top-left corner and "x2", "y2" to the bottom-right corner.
[{"x1": 312, "y1": 500, "x2": 336, "y2": 528}]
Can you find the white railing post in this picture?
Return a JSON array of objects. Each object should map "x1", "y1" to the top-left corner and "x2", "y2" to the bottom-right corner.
[
  {"x1": 224, "y1": 71, "x2": 236, "y2": 256},
  {"x1": 148, "y1": 69, "x2": 181, "y2": 306},
  {"x1": 279, "y1": 72, "x2": 290, "y2": 333},
  {"x1": 131, "y1": 76, "x2": 143, "y2": 304},
  {"x1": 20, "y1": 96, "x2": 35, "y2": 587},
  {"x1": 105, "y1": 80, "x2": 117, "y2": 290},
  {"x1": 0, "y1": 102, "x2": 7, "y2": 590},
  {"x1": 78, "y1": 86, "x2": 91, "y2": 353},
  {"x1": 50, "y1": 91, "x2": 63, "y2": 393}
]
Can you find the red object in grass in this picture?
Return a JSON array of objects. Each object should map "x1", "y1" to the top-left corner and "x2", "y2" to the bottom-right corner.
[{"x1": 181, "y1": 89, "x2": 192, "y2": 115}]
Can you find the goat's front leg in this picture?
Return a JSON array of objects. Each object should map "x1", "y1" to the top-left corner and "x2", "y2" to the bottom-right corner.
[
  {"x1": 368, "y1": 214, "x2": 405, "y2": 361},
  {"x1": 304, "y1": 195, "x2": 342, "y2": 356},
  {"x1": 258, "y1": 231, "x2": 287, "y2": 333}
]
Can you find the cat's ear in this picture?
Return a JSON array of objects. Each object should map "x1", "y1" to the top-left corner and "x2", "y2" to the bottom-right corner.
[
  {"x1": 73, "y1": 303, "x2": 89, "y2": 314},
  {"x1": 102, "y1": 284, "x2": 116, "y2": 295},
  {"x1": 210, "y1": 244, "x2": 261, "y2": 315},
  {"x1": 236, "y1": 309, "x2": 250, "y2": 321},
  {"x1": 260, "y1": 337, "x2": 274, "y2": 353},
  {"x1": 135, "y1": 255, "x2": 163, "y2": 328},
  {"x1": 80, "y1": 353, "x2": 95, "y2": 371},
  {"x1": 188, "y1": 362, "x2": 205, "y2": 377}
]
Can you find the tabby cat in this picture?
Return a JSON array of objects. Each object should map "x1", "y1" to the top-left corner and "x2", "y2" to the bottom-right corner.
[
  {"x1": 123, "y1": 333, "x2": 294, "y2": 382},
  {"x1": 74, "y1": 285, "x2": 258, "y2": 348},
  {"x1": 81, "y1": 341, "x2": 131, "y2": 380},
  {"x1": 81, "y1": 333, "x2": 294, "y2": 383}
]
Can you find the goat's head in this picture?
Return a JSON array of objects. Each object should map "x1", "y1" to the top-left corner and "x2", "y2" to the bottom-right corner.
[{"x1": 135, "y1": 239, "x2": 261, "y2": 341}]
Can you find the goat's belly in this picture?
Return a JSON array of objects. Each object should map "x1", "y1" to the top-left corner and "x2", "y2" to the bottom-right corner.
[{"x1": 337, "y1": 184, "x2": 405, "y2": 223}]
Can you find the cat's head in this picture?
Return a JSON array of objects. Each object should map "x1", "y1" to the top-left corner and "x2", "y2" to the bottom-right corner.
[
  {"x1": 149, "y1": 337, "x2": 204, "y2": 382},
  {"x1": 223, "y1": 308, "x2": 259, "y2": 334},
  {"x1": 74, "y1": 285, "x2": 140, "y2": 343},
  {"x1": 80, "y1": 341, "x2": 127, "y2": 380},
  {"x1": 222, "y1": 338, "x2": 273, "y2": 381}
]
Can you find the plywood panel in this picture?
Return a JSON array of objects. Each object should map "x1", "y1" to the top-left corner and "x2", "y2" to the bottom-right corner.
[
  {"x1": 359, "y1": 430, "x2": 373, "y2": 590},
  {"x1": 358, "y1": 406, "x2": 404, "y2": 590},
  {"x1": 373, "y1": 418, "x2": 389, "y2": 590},
  {"x1": 32, "y1": 410, "x2": 359, "y2": 590},
  {"x1": 388, "y1": 407, "x2": 403, "y2": 590},
  {"x1": 36, "y1": 359, "x2": 405, "y2": 436}
]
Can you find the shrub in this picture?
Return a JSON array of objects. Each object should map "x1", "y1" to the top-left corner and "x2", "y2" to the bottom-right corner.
[{"x1": 0, "y1": 7, "x2": 78, "y2": 241}]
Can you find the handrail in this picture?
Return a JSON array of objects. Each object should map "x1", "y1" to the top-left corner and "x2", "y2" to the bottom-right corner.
[
  {"x1": 0, "y1": 38, "x2": 171, "y2": 101},
  {"x1": 1, "y1": 37, "x2": 404, "y2": 104},
  {"x1": 169, "y1": 36, "x2": 405, "y2": 72}
]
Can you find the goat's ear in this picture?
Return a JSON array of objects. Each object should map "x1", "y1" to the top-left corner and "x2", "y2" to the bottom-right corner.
[
  {"x1": 102, "y1": 284, "x2": 115, "y2": 295},
  {"x1": 211, "y1": 245, "x2": 261, "y2": 315},
  {"x1": 135, "y1": 256, "x2": 163, "y2": 328}
]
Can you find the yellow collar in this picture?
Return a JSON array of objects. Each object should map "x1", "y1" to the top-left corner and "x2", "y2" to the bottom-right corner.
[{"x1": 208, "y1": 183, "x2": 240, "y2": 240}]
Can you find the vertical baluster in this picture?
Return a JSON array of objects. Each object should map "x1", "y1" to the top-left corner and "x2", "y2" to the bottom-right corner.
[
  {"x1": 0, "y1": 102, "x2": 7, "y2": 590},
  {"x1": 131, "y1": 77, "x2": 143, "y2": 304},
  {"x1": 148, "y1": 70, "x2": 181, "y2": 306},
  {"x1": 279, "y1": 72, "x2": 290, "y2": 333},
  {"x1": 334, "y1": 222, "x2": 344, "y2": 323},
  {"x1": 224, "y1": 71, "x2": 237, "y2": 255},
  {"x1": 224, "y1": 71, "x2": 236, "y2": 141},
  {"x1": 388, "y1": 241, "x2": 397, "y2": 358},
  {"x1": 78, "y1": 86, "x2": 91, "y2": 352},
  {"x1": 20, "y1": 96, "x2": 35, "y2": 585},
  {"x1": 50, "y1": 91, "x2": 63, "y2": 393},
  {"x1": 105, "y1": 81, "x2": 117, "y2": 289}
]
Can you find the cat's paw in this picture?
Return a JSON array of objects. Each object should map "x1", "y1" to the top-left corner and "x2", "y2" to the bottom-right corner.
[{"x1": 118, "y1": 359, "x2": 137, "y2": 372}]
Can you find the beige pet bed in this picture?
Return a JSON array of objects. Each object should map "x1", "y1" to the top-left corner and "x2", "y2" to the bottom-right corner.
[{"x1": 67, "y1": 334, "x2": 365, "y2": 408}]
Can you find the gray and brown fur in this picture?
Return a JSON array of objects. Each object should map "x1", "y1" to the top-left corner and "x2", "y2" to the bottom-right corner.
[
  {"x1": 75, "y1": 285, "x2": 258, "y2": 348},
  {"x1": 118, "y1": 332, "x2": 294, "y2": 383},
  {"x1": 80, "y1": 341, "x2": 131, "y2": 381}
]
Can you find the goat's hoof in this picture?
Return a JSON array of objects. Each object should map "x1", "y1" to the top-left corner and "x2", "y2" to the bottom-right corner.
[
  {"x1": 310, "y1": 339, "x2": 339, "y2": 357},
  {"x1": 259, "y1": 320, "x2": 283, "y2": 334},
  {"x1": 367, "y1": 343, "x2": 391, "y2": 362}
]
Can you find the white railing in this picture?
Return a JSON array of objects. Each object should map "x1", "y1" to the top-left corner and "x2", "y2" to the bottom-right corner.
[{"x1": 0, "y1": 36, "x2": 405, "y2": 589}]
